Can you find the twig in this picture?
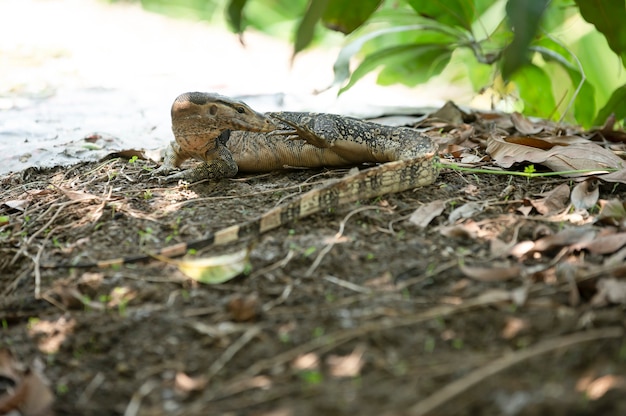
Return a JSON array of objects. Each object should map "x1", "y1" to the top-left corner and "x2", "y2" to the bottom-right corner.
[
  {"x1": 408, "y1": 326, "x2": 624, "y2": 416},
  {"x1": 213, "y1": 290, "x2": 512, "y2": 401},
  {"x1": 323, "y1": 275, "x2": 372, "y2": 294},
  {"x1": 438, "y1": 160, "x2": 616, "y2": 178},
  {"x1": 306, "y1": 205, "x2": 391, "y2": 277},
  {"x1": 207, "y1": 326, "x2": 261, "y2": 380}
]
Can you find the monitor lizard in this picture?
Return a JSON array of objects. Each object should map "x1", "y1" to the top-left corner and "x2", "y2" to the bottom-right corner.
[{"x1": 48, "y1": 92, "x2": 439, "y2": 268}]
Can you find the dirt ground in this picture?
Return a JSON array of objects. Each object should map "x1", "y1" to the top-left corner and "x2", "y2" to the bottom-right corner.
[{"x1": 2, "y1": 110, "x2": 626, "y2": 415}]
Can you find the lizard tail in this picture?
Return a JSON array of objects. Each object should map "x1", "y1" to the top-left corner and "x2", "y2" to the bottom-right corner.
[{"x1": 45, "y1": 153, "x2": 438, "y2": 269}]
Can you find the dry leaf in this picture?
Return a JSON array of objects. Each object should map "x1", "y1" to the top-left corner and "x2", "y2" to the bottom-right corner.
[
  {"x1": 571, "y1": 179, "x2": 599, "y2": 210},
  {"x1": 510, "y1": 112, "x2": 544, "y2": 135},
  {"x1": 227, "y1": 294, "x2": 260, "y2": 322},
  {"x1": 459, "y1": 262, "x2": 522, "y2": 282},
  {"x1": 439, "y1": 222, "x2": 480, "y2": 239},
  {"x1": 174, "y1": 372, "x2": 208, "y2": 394},
  {"x1": 409, "y1": 200, "x2": 445, "y2": 228},
  {"x1": 596, "y1": 168, "x2": 626, "y2": 184},
  {"x1": 2, "y1": 199, "x2": 29, "y2": 211},
  {"x1": 581, "y1": 232, "x2": 626, "y2": 255},
  {"x1": 530, "y1": 183, "x2": 570, "y2": 215},
  {"x1": 533, "y1": 227, "x2": 597, "y2": 252},
  {"x1": 591, "y1": 278, "x2": 626, "y2": 307},
  {"x1": 597, "y1": 199, "x2": 626, "y2": 227},
  {"x1": 326, "y1": 345, "x2": 365, "y2": 378},
  {"x1": 56, "y1": 187, "x2": 100, "y2": 202},
  {"x1": 448, "y1": 202, "x2": 484, "y2": 223},
  {"x1": 487, "y1": 136, "x2": 624, "y2": 174},
  {"x1": 0, "y1": 349, "x2": 55, "y2": 416},
  {"x1": 176, "y1": 248, "x2": 251, "y2": 284}
]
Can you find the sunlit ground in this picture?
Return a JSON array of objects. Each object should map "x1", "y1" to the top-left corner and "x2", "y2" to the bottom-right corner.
[{"x1": 0, "y1": 0, "x2": 470, "y2": 174}]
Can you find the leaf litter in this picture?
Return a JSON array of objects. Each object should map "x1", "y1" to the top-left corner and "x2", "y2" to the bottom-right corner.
[{"x1": 1, "y1": 103, "x2": 626, "y2": 415}]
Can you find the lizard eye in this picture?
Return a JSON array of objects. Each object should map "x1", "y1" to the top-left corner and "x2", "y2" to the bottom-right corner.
[{"x1": 237, "y1": 106, "x2": 246, "y2": 114}]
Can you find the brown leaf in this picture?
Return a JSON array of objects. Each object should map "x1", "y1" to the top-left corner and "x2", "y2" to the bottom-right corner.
[
  {"x1": 591, "y1": 278, "x2": 626, "y2": 307},
  {"x1": 571, "y1": 179, "x2": 599, "y2": 210},
  {"x1": 227, "y1": 294, "x2": 260, "y2": 322},
  {"x1": 0, "y1": 349, "x2": 55, "y2": 416},
  {"x1": 510, "y1": 112, "x2": 544, "y2": 135},
  {"x1": 326, "y1": 345, "x2": 365, "y2": 378},
  {"x1": 174, "y1": 372, "x2": 208, "y2": 394},
  {"x1": 439, "y1": 221, "x2": 480, "y2": 239},
  {"x1": 459, "y1": 262, "x2": 522, "y2": 282},
  {"x1": 580, "y1": 232, "x2": 626, "y2": 255},
  {"x1": 56, "y1": 187, "x2": 100, "y2": 202},
  {"x1": 597, "y1": 168, "x2": 626, "y2": 184},
  {"x1": 487, "y1": 136, "x2": 624, "y2": 174},
  {"x1": 429, "y1": 101, "x2": 467, "y2": 125},
  {"x1": 448, "y1": 202, "x2": 484, "y2": 223},
  {"x1": 530, "y1": 183, "x2": 570, "y2": 215},
  {"x1": 409, "y1": 200, "x2": 445, "y2": 228},
  {"x1": 597, "y1": 199, "x2": 626, "y2": 227},
  {"x1": 533, "y1": 227, "x2": 597, "y2": 252},
  {"x1": 2, "y1": 199, "x2": 29, "y2": 211}
]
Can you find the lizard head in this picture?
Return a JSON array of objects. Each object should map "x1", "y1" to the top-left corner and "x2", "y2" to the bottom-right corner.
[{"x1": 171, "y1": 92, "x2": 276, "y2": 134}]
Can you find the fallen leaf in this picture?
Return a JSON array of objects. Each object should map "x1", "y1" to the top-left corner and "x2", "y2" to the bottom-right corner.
[
  {"x1": 596, "y1": 168, "x2": 626, "y2": 184},
  {"x1": 580, "y1": 232, "x2": 626, "y2": 255},
  {"x1": 326, "y1": 345, "x2": 365, "y2": 378},
  {"x1": 2, "y1": 199, "x2": 29, "y2": 211},
  {"x1": 487, "y1": 136, "x2": 624, "y2": 174},
  {"x1": 175, "y1": 372, "x2": 208, "y2": 394},
  {"x1": 459, "y1": 262, "x2": 522, "y2": 282},
  {"x1": 510, "y1": 227, "x2": 597, "y2": 258},
  {"x1": 439, "y1": 221, "x2": 480, "y2": 239},
  {"x1": 56, "y1": 187, "x2": 100, "y2": 202},
  {"x1": 571, "y1": 179, "x2": 599, "y2": 210},
  {"x1": 533, "y1": 227, "x2": 597, "y2": 252},
  {"x1": 530, "y1": 183, "x2": 570, "y2": 215},
  {"x1": 0, "y1": 349, "x2": 55, "y2": 416},
  {"x1": 591, "y1": 278, "x2": 626, "y2": 307},
  {"x1": 448, "y1": 202, "x2": 484, "y2": 223},
  {"x1": 227, "y1": 294, "x2": 260, "y2": 322},
  {"x1": 584, "y1": 375, "x2": 626, "y2": 400},
  {"x1": 501, "y1": 317, "x2": 529, "y2": 339},
  {"x1": 409, "y1": 200, "x2": 445, "y2": 228},
  {"x1": 511, "y1": 112, "x2": 544, "y2": 135},
  {"x1": 175, "y1": 248, "x2": 252, "y2": 284},
  {"x1": 429, "y1": 100, "x2": 466, "y2": 125},
  {"x1": 597, "y1": 199, "x2": 626, "y2": 227}
]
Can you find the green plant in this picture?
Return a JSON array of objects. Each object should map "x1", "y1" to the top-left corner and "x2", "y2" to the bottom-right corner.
[{"x1": 225, "y1": 0, "x2": 626, "y2": 127}]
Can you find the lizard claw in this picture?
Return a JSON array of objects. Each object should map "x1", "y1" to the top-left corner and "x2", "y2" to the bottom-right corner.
[{"x1": 267, "y1": 128, "x2": 300, "y2": 141}]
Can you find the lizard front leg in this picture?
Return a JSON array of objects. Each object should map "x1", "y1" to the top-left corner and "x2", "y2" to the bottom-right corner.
[
  {"x1": 151, "y1": 140, "x2": 190, "y2": 178},
  {"x1": 166, "y1": 146, "x2": 239, "y2": 182}
]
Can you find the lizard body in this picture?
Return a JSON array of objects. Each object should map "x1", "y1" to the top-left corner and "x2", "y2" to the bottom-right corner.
[{"x1": 49, "y1": 92, "x2": 438, "y2": 268}]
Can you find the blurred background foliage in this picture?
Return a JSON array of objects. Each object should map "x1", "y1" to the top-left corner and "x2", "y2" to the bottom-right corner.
[{"x1": 111, "y1": 0, "x2": 626, "y2": 128}]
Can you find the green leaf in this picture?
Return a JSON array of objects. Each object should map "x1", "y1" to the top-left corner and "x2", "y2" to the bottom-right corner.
[
  {"x1": 226, "y1": 0, "x2": 248, "y2": 34},
  {"x1": 574, "y1": 0, "x2": 626, "y2": 66},
  {"x1": 294, "y1": 0, "x2": 329, "y2": 55},
  {"x1": 511, "y1": 64, "x2": 556, "y2": 118},
  {"x1": 406, "y1": 0, "x2": 492, "y2": 31},
  {"x1": 501, "y1": 0, "x2": 549, "y2": 79},
  {"x1": 377, "y1": 46, "x2": 453, "y2": 86},
  {"x1": 594, "y1": 84, "x2": 626, "y2": 126},
  {"x1": 176, "y1": 248, "x2": 252, "y2": 284},
  {"x1": 340, "y1": 43, "x2": 452, "y2": 93},
  {"x1": 322, "y1": 0, "x2": 383, "y2": 34},
  {"x1": 532, "y1": 38, "x2": 596, "y2": 127},
  {"x1": 331, "y1": 24, "x2": 457, "y2": 88}
]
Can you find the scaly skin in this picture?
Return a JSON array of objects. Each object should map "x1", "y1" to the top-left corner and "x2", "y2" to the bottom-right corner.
[{"x1": 47, "y1": 92, "x2": 438, "y2": 268}]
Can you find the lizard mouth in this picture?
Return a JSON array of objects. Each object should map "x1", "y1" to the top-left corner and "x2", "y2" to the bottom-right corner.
[{"x1": 231, "y1": 116, "x2": 276, "y2": 133}]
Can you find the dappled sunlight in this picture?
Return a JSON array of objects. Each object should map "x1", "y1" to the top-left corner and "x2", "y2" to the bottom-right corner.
[{"x1": 27, "y1": 316, "x2": 75, "y2": 355}]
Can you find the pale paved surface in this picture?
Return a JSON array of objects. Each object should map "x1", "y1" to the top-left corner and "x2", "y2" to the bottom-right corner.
[{"x1": 0, "y1": 0, "x2": 468, "y2": 175}]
